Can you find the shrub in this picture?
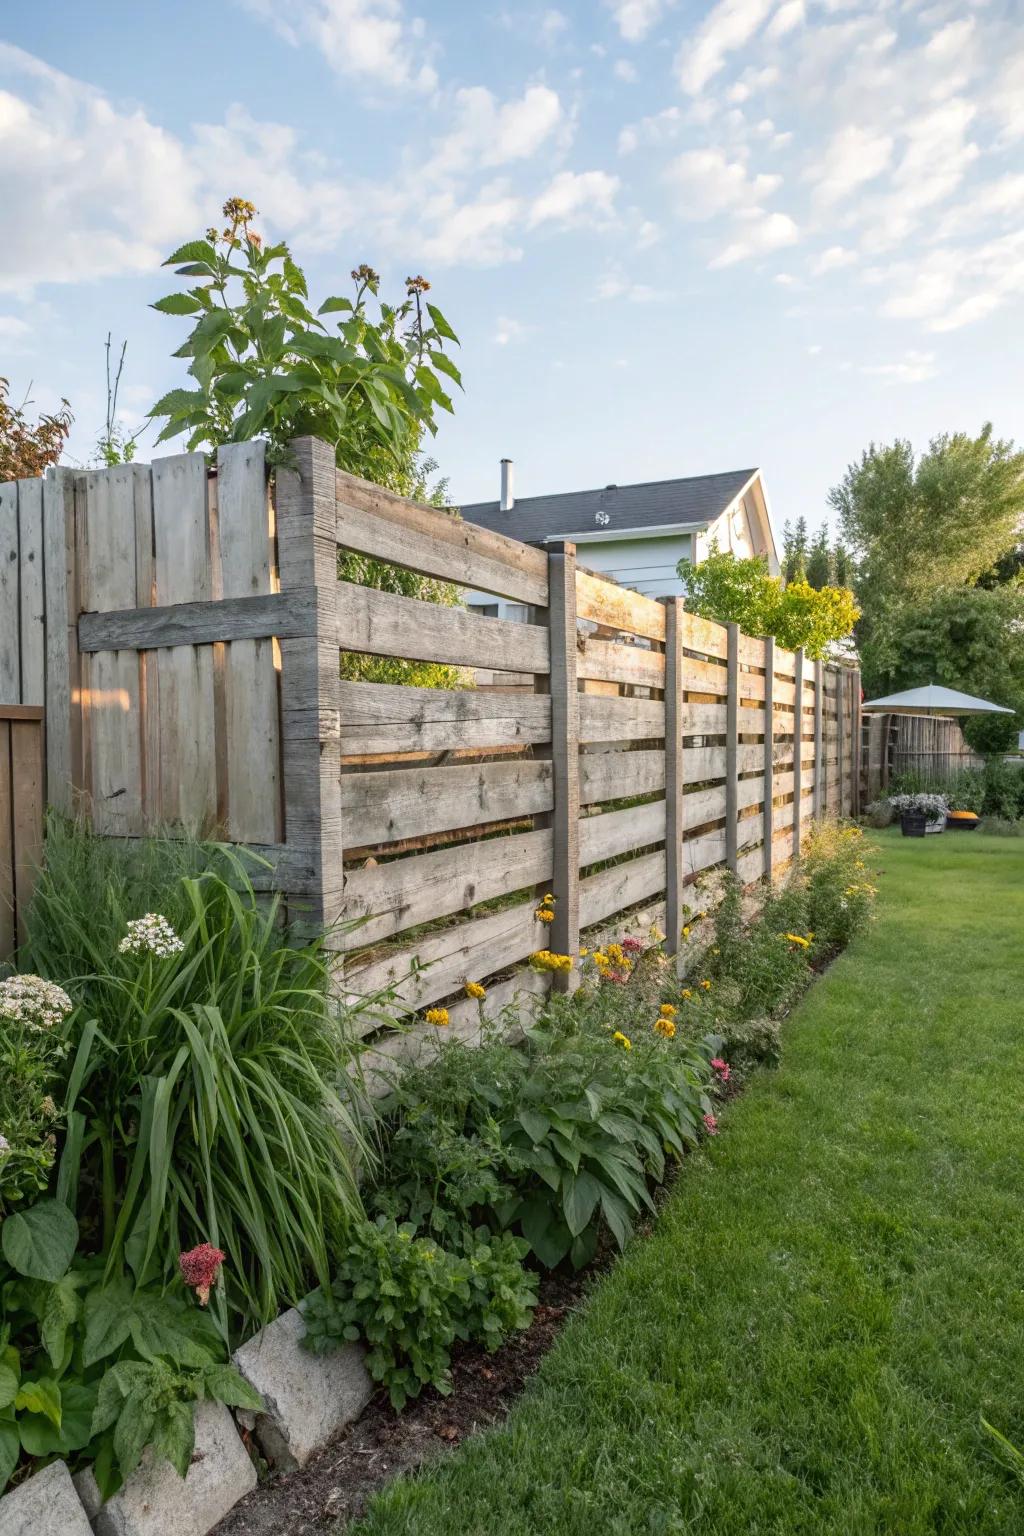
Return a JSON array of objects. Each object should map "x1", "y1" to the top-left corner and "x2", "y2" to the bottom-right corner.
[
  {"x1": 0, "y1": 976, "x2": 72, "y2": 1214},
  {"x1": 889, "y1": 792, "x2": 948, "y2": 823},
  {"x1": 980, "y1": 761, "x2": 1024, "y2": 821},
  {"x1": 301, "y1": 1218, "x2": 536, "y2": 1411}
]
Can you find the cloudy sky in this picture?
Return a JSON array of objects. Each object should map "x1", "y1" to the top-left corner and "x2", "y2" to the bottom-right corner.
[{"x1": 1, "y1": 0, "x2": 1022, "y2": 532}]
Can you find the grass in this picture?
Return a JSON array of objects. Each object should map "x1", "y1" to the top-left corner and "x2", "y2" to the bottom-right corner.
[{"x1": 347, "y1": 829, "x2": 1024, "y2": 1535}]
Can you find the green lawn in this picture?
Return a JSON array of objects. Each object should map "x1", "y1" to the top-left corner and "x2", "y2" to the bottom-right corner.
[{"x1": 347, "y1": 830, "x2": 1024, "y2": 1536}]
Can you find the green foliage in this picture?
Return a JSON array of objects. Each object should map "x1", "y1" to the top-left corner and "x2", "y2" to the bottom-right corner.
[
  {"x1": 302, "y1": 1219, "x2": 536, "y2": 1411},
  {"x1": 25, "y1": 821, "x2": 371, "y2": 1340},
  {"x1": 962, "y1": 709, "x2": 1019, "y2": 757},
  {"x1": 829, "y1": 425, "x2": 1024, "y2": 692},
  {"x1": 0, "y1": 993, "x2": 67, "y2": 1215},
  {"x1": 781, "y1": 515, "x2": 808, "y2": 584},
  {"x1": 148, "y1": 199, "x2": 461, "y2": 479},
  {"x1": 679, "y1": 543, "x2": 859, "y2": 659}
]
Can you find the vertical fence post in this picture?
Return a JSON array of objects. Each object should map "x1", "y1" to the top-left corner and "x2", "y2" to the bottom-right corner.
[
  {"x1": 725, "y1": 622, "x2": 739, "y2": 873},
  {"x1": 792, "y1": 647, "x2": 804, "y2": 855},
  {"x1": 762, "y1": 636, "x2": 775, "y2": 884},
  {"x1": 275, "y1": 437, "x2": 342, "y2": 933},
  {"x1": 662, "y1": 597, "x2": 684, "y2": 958},
  {"x1": 852, "y1": 667, "x2": 863, "y2": 816},
  {"x1": 837, "y1": 668, "x2": 846, "y2": 816},
  {"x1": 813, "y1": 658, "x2": 824, "y2": 819},
  {"x1": 547, "y1": 542, "x2": 580, "y2": 986}
]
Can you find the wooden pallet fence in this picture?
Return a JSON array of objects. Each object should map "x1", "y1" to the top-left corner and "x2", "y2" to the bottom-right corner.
[
  {"x1": 2, "y1": 439, "x2": 859, "y2": 1040},
  {"x1": 0, "y1": 706, "x2": 44, "y2": 958}
]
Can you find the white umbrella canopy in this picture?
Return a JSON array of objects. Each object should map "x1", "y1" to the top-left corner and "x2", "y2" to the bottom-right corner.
[{"x1": 861, "y1": 684, "x2": 1014, "y2": 717}]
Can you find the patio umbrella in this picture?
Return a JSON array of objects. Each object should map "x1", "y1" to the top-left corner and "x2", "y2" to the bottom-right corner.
[{"x1": 861, "y1": 684, "x2": 1014, "y2": 717}]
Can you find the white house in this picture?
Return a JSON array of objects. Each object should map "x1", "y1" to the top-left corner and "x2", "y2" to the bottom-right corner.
[{"x1": 459, "y1": 460, "x2": 780, "y2": 620}]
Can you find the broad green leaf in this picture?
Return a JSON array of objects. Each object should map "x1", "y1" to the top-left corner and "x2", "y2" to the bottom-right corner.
[
  {"x1": 83, "y1": 1277, "x2": 134, "y2": 1365},
  {"x1": 113, "y1": 1385, "x2": 157, "y2": 1483},
  {"x1": 0, "y1": 1422, "x2": 18, "y2": 1494},
  {"x1": 15, "y1": 1376, "x2": 61, "y2": 1429},
  {"x1": 0, "y1": 1364, "x2": 17, "y2": 1412},
  {"x1": 41, "y1": 1275, "x2": 82, "y2": 1368},
  {"x1": 151, "y1": 293, "x2": 204, "y2": 316},
  {"x1": 1, "y1": 1200, "x2": 78, "y2": 1281},
  {"x1": 427, "y1": 349, "x2": 463, "y2": 389},
  {"x1": 599, "y1": 1186, "x2": 633, "y2": 1250},
  {"x1": 519, "y1": 1196, "x2": 571, "y2": 1268},
  {"x1": 562, "y1": 1170, "x2": 603, "y2": 1238},
  {"x1": 148, "y1": 387, "x2": 207, "y2": 420},
  {"x1": 517, "y1": 1109, "x2": 551, "y2": 1144},
  {"x1": 203, "y1": 1363, "x2": 263, "y2": 1412},
  {"x1": 164, "y1": 239, "x2": 218, "y2": 267},
  {"x1": 129, "y1": 1292, "x2": 216, "y2": 1369},
  {"x1": 318, "y1": 295, "x2": 354, "y2": 315},
  {"x1": 426, "y1": 303, "x2": 459, "y2": 344},
  {"x1": 152, "y1": 1399, "x2": 195, "y2": 1479},
  {"x1": 189, "y1": 309, "x2": 236, "y2": 358}
]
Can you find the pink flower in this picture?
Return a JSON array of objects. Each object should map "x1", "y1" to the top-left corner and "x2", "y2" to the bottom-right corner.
[
  {"x1": 605, "y1": 969, "x2": 629, "y2": 984},
  {"x1": 710, "y1": 1058, "x2": 731, "y2": 1082},
  {"x1": 621, "y1": 937, "x2": 644, "y2": 954},
  {"x1": 179, "y1": 1242, "x2": 226, "y2": 1306},
  {"x1": 703, "y1": 1113, "x2": 719, "y2": 1136}
]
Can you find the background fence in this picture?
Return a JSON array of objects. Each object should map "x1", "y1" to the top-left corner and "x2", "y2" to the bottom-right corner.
[
  {"x1": 862, "y1": 712, "x2": 983, "y2": 800},
  {"x1": 0, "y1": 442, "x2": 860, "y2": 1026}
]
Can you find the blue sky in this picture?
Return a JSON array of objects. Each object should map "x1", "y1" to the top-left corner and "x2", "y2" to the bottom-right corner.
[{"x1": 1, "y1": 0, "x2": 1022, "y2": 534}]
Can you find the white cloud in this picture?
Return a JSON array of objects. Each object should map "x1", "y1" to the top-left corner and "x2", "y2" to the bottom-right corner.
[
  {"x1": 240, "y1": 0, "x2": 438, "y2": 92},
  {"x1": 608, "y1": 0, "x2": 665, "y2": 43},
  {"x1": 861, "y1": 350, "x2": 938, "y2": 384},
  {"x1": 420, "y1": 185, "x2": 523, "y2": 264},
  {"x1": 876, "y1": 230, "x2": 1024, "y2": 332},
  {"x1": 809, "y1": 244, "x2": 856, "y2": 275},
  {"x1": 676, "y1": 0, "x2": 778, "y2": 95},
  {"x1": 925, "y1": 17, "x2": 975, "y2": 63},
  {"x1": 528, "y1": 169, "x2": 620, "y2": 227},
  {"x1": 766, "y1": 0, "x2": 803, "y2": 40},
  {"x1": 435, "y1": 85, "x2": 564, "y2": 173},
  {"x1": 595, "y1": 269, "x2": 665, "y2": 302},
  {"x1": 614, "y1": 60, "x2": 638, "y2": 82},
  {"x1": 618, "y1": 106, "x2": 680, "y2": 155},
  {"x1": 810, "y1": 124, "x2": 892, "y2": 204},
  {"x1": 493, "y1": 314, "x2": 526, "y2": 344},
  {"x1": 0, "y1": 314, "x2": 31, "y2": 338},
  {"x1": 709, "y1": 209, "x2": 799, "y2": 266},
  {"x1": 539, "y1": 9, "x2": 569, "y2": 44},
  {"x1": 666, "y1": 147, "x2": 780, "y2": 218}
]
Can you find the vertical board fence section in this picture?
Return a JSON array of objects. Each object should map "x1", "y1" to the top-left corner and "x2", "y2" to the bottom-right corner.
[
  {"x1": 0, "y1": 707, "x2": 44, "y2": 959},
  {"x1": 1, "y1": 439, "x2": 860, "y2": 1035}
]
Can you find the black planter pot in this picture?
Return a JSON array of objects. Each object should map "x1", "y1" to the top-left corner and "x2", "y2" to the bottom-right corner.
[
  {"x1": 946, "y1": 815, "x2": 979, "y2": 831},
  {"x1": 901, "y1": 812, "x2": 928, "y2": 838}
]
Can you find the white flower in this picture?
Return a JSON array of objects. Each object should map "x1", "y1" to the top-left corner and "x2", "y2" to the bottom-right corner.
[
  {"x1": 118, "y1": 914, "x2": 185, "y2": 959},
  {"x1": 0, "y1": 1134, "x2": 10, "y2": 1154},
  {"x1": 0, "y1": 975, "x2": 73, "y2": 1031}
]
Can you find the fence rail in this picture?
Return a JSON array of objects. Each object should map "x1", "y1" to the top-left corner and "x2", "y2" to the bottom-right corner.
[{"x1": 1, "y1": 440, "x2": 860, "y2": 1032}]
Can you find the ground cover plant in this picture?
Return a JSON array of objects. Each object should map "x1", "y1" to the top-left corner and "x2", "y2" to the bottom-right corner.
[{"x1": 343, "y1": 829, "x2": 1024, "y2": 1536}]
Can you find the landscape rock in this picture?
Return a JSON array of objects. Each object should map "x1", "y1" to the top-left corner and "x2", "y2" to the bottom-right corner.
[
  {"x1": 232, "y1": 1306, "x2": 373, "y2": 1470},
  {"x1": 0, "y1": 1460, "x2": 93, "y2": 1536},
  {"x1": 73, "y1": 1400, "x2": 256, "y2": 1536}
]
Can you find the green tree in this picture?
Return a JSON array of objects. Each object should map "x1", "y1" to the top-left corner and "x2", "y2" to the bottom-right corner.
[
  {"x1": 0, "y1": 379, "x2": 72, "y2": 480},
  {"x1": 828, "y1": 425, "x2": 1024, "y2": 689},
  {"x1": 781, "y1": 516, "x2": 808, "y2": 584},
  {"x1": 805, "y1": 526, "x2": 833, "y2": 590},
  {"x1": 678, "y1": 544, "x2": 859, "y2": 660}
]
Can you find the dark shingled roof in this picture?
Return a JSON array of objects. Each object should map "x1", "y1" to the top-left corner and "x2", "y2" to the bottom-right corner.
[{"x1": 460, "y1": 469, "x2": 758, "y2": 546}]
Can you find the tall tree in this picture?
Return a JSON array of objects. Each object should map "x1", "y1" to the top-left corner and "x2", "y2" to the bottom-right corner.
[
  {"x1": 678, "y1": 544, "x2": 858, "y2": 660},
  {"x1": 781, "y1": 515, "x2": 808, "y2": 584},
  {"x1": 805, "y1": 526, "x2": 833, "y2": 590},
  {"x1": 0, "y1": 379, "x2": 72, "y2": 480}
]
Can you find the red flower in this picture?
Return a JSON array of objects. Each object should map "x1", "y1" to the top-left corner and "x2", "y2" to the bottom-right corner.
[
  {"x1": 703, "y1": 1113, "x2": 719, "y2": 1136},
  {"x1": 621, "y1": 937, "x2": 644, "y2": 954},
  {"x1": 179, "y1": 1242, "x2": 226, "y2": 1306},
  {"x1": 710, "y1": 1057, "x2": 731, "y2": 1082}
]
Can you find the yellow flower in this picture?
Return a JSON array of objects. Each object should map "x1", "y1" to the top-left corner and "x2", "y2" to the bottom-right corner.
[
  {"x1": 579, "y1": 947, "x2": 589, "y2": 957},
  {"x1": 544, "y1": 893, "x2": 555, "y2": 904},
  {"x1": 711, "y1": 947, "x2": 720, "y2": 955},
  {"x1": 531, "y1": 950, "x2": 574, "y2": 972},
  {"x1": 606, "y1": 943, "x2": 625, "y2": 964},
  {"x1": 659, "y1": 1003, "x2": 677, "y2": 1017},
  {"x1": 464, "y1": 981, "x2": 486, "y2": 1000},
  {"x1": 535, "y1": 907, "x2": 555, "y2": 923},
  {"x1": 425, "y1": 1007, "x2": 449, "y2": 1027},
  {"x1": 700, "y1": 979, "x2": 711, "y2": 990},
  {"x1": 681, "y1": 925, "x2": 691, "y2": 939},
  {"x1": 654, "y1": 1017, "x2": 676, "y2": 1039},
  {"x1": 783, "y1": 933, "x2": 810, "y2": 948},
  {"x1": 681, "y1": 988, "x2": 693, "y2": 1000},
  {"x1": 612, "y1": 1031, "x2": 632, "y2": 1050}
]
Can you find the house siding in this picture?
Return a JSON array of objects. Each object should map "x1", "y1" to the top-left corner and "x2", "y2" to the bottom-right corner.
[{"x1": 466, "y1": 532, "x2": 693, "y2": 621}]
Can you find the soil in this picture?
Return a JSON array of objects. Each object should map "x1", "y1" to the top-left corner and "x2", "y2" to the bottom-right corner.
[{"x1": 211, "y1": 1259, "x2": 606, "y2": 1536}]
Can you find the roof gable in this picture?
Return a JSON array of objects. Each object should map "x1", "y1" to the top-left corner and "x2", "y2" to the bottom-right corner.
[{"x1": 459, "y1": 469, "x2": 759, "y2": 546}]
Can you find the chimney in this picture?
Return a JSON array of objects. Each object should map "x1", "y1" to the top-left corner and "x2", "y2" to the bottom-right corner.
[{"x1": 500, "y1": 458, "x2": 514, "y2": 512}]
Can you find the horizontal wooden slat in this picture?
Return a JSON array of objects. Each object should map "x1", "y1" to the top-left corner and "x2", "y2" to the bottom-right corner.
[
  {"x1": 684, "y1": 782, "x2": 727, "y2": 827},
  {"x1": 684, "y1": 702, "x2": 728, "y2": 736},
  {"x1": 337, "y1": 581, "x2": 549, "y2": 673},
  {"x1": 738, "y1": 633, "x2": 766, "y2": 667},
  {"x1": 78, "y1": 590, "x2": 316, "y2": 652},
  {"x1": 360, "y1": 966, "x2": 552, "y2": 1067},
  {"x1": 679, "y1": 611, "x2": 728, "y2": 661},
  {"x1": 581, "y1": 748, "x2": 665, "y2": 805},
  {"x1": 773, "y1": 647, "x2": 798, "y2": 677},
  {"x1": 345, "y1": 898, "x2": 543, "y2": 1011},
  {"x1": 0, "y1": 704, "x2": 45, "y2": 721},
  {"x1": 580, "y1": 850, "x2": 665, "y2": 927},
  {"x1": 577, "y1": 638, "x2": 664, "y2": 688},
  {"x1": 575, "y1": 569, "x2": 666, "y2": 642},
  {"x1": 343, "y1": 826, "x2": 552, "y2": 945},
  {"x1": 580, "y1": 799, "x2": 666, "y2": 865},
  {"x1": 341, "y1": 758, "x2": 553, "y2": 845},
  {"x1": 338, "y1": 681, "x2": 551, "y2": 755},
  {"x1": 580, "y1": 694, "x2": 664, "y2": 744},
  {"x1": 337, "y1": 468, "x2": 548, "y2": 607}
]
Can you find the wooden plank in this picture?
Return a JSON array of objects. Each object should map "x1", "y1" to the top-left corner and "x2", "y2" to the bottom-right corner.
[
  {"x1": 664, "y1": 597, "x2": 684, "y2": 955},
  {"x1": 684, "y1": 702, "x2": 728, "y2": 736},
  {"x1": 78, "y1": 589, "x2": 317, "y2": 651},
  {"x1": 579, "y1": 799, "x2": 665, "y2": 866},
  {"x1": 341, "y1": 759, "x2": 553, "y2": 846},
  {"x1": 579, "y1": 849, "x2": 665, "y2": 928},
  {"x1": 576, "y1": 637, "x2": 664, "y2": 689},
  {"x1": 0, "y1": 721, "x2": 13, "y2": 959},
  {"x1": 575, "y1": 568, "x2": 665, "y2": 642},
  {"x1": 547, "y1": 543, "x2": 581, "y2": 985},
  {"x1": 16, "y1": 479, "x2": 45, "y2": 706},
  {"x1": 581, "y1": 748, "x2": 665, "y2": 805},
  {"x1": 152, "y1": 454, "x2": 217, "y2": 829},
  {"x1": 836, "y1": 668, "x2": 846, "y2": 815},
  {"x1": 217, "y1": 442, "x2": 280, "y2": 844},
  {"x1": 725, "y1": 623, "x2": 739, "y2": 873},
  {"x1": 338, "y1": 681, "x2": 551, "y2": 756},
  {"x1": 82, "y1": 466, "x2": 143, "y2": 834},
  {"x1": 11, "y1": 718, "x2": 43, "y2": 947},
  {"x1": 813, "y1": 658, "x2": 824, "y2": 818},
  {"x1": 793, "y1": 648, "x2": 804, "y2": 853},
  {"x1": 579, "y1": 694, "x2": 664, "y2": 744},
  {"x1": 852, "y1": 667, "x2": 862, "y2": 816},
  {"x1": 684, "y1": 745, "x2": 726, "y2": 784},
  {"x1": 42, "y1": 471, "x2": 75, "y2": 812},
  {"x1": 683, "y1": 655, "x2": 764, "y2": 702},
  {"x1": 343, "y1": 826, "x2": 552, "y2": 946},
  {"x1": 336, "y1": 467, "x2": 548, "y2": 607},
  {"x1": 679, "y1": 609, "x2": 728, "y2": 661},
  {"x1": 763, "y1": 634, "x2": 774, "y2": 883},
  {"x1": 360, "y1": 966, "x2": 552, "y2": 1064},
  {"x1": 685, "y1": 782, "x2": 728, "y2": 828},
  {"x1": 132, "y1": 468, "x2": 160, "y2": 825},
  {"x1": 773, "y1": 646, "x2": 797, "y2": 677},
  {"x1": 337, "y1": 580, "x2": 549, "y2": 675},
  {"x1": 0, "y1": 482, "x2": 19, "y2": 703}
]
